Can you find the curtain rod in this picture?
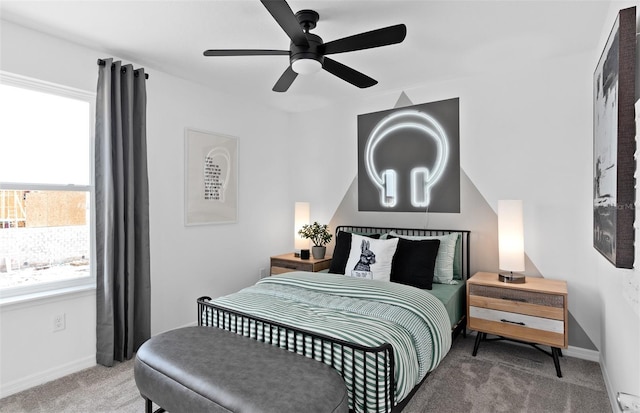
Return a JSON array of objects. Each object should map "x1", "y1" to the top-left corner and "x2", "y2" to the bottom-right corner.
[{"x1": 97, "y1": 59, "x2": 149, "y2": 79}]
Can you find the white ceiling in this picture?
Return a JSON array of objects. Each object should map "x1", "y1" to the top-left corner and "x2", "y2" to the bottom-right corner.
[{"x1": 0, "y1": 0, "x2": 612, "y2": 112}]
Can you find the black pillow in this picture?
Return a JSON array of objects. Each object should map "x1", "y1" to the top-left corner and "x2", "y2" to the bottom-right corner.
[
  {"x1": 329, "y1": 232, "x2": 381, "y2": 274},
  {"x1": 390, "y1": 238, "x2": 440, "y2": 290}
]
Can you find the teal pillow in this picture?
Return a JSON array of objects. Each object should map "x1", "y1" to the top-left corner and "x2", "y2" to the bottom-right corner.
[{"x1": 452, "y1": 234, "x2": 462, "y2": 280}]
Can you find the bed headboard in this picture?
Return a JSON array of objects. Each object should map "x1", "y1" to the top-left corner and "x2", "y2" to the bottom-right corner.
[{"x1": 335, "y1": 225, "x2": 471, "y2": 280}]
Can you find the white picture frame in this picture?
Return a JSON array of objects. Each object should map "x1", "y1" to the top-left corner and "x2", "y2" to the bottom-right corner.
[{"x1": 185, "y1": 128, "x2": 238, "y2": 225}]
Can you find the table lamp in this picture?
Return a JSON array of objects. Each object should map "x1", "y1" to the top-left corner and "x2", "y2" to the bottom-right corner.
[
  {"x1": 294, "y1": 202, "x2": 310, "y2": 259},
  {"x1": 498, "y1": 200, "x2": 525, "y2": 283}
]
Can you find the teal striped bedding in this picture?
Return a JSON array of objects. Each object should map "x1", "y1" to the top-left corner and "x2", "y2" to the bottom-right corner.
[{"x1": 203, "y1": 271, "x2": 451, "y2": 412}]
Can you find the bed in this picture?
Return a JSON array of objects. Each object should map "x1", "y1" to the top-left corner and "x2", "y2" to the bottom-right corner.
[{"x1": 197, "y1": 225, "x2": 471, "y2": 413}]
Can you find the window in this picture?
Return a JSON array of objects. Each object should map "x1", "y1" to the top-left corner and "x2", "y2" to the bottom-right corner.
[{"x1": 0, "y1": 72, "x2": 95, "y2": 300}]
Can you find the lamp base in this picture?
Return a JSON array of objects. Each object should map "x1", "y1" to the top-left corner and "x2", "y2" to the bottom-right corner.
[{"x1": 498, "y1": 272, "x2": 526, "y2": 283}]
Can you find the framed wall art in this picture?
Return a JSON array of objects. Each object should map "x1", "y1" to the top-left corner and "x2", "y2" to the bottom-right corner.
[
  {"x1": 185, "y1": 128, "x2": 238, "y2": 225},
  {"x1": 357, "y1": 97, "x2": 460, "y2": 213},
  {"x1": 593, "y1": 6, "x2": 636, "y2": 268}
]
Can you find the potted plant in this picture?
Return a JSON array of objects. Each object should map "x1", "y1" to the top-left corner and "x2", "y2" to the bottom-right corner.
[{"x1": 298, "y1": 221, "x2": 333, "y2": 259}]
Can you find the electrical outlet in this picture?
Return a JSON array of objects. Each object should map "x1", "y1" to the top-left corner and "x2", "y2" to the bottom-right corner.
[{"x1": 53, "y1": 313, "x2": 66, "y2": 332}]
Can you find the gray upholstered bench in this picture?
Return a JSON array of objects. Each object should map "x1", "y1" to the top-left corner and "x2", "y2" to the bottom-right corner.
[{"x1": 134, "y1": 326, "x2": 349, "y2": 413}]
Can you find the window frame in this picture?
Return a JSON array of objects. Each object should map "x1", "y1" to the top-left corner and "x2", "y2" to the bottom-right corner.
[{"x1": 0, "y1": 71, "x2": 96, "y2": 303}]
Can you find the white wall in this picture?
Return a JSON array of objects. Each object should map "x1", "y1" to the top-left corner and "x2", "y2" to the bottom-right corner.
[
  {"x1": 145, "y1": 69, "x2": 291, "y2": 334},
  {"x1": 287, "y1": 3, "x2": 640, "y2": 407},
  {"x1": 0, "y1": 20, "x2": 292, "y2": 396},
  {"x1": 2, "y1": 1, "x2": 640, "y2": 406}
]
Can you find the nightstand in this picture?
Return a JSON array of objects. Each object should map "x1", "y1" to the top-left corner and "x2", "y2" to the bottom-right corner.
[
  {"x1": 270, "y1": 253, "x2": 332, "y2": 275},
  {"x1": 467, "y1": 271, "x2": 568, "y2": 377}
]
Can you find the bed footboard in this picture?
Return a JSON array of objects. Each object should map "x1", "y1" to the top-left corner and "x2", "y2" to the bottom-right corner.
[{"x1": 197, "y1": 296, "x2": 397, "y2": 413}]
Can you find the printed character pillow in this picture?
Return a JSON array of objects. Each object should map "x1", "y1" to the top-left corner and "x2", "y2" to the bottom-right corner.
[{"x1": 344, "y1": 234, "x2": 399, "y2": 281}]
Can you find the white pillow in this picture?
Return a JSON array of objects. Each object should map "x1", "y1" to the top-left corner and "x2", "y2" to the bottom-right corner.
[
  {"x1": 388, "y1": 231, "x2": 459, "y2": 284},
  {"x1": 344, "y1": 234, "x2": 399, "y2": 281}
]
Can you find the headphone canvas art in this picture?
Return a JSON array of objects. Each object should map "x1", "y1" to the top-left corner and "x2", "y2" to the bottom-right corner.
[{"x1": 357, "y1": 98, "x2": 460, "y2": 212}]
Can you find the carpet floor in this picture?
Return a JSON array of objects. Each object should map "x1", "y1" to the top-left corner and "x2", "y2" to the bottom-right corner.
[
  {"x1": 0, "y1": 332, "x2": 611, "y2": 413},
  {"x1": 403, "y1": 334, "x2": 611, "y2": 413}
]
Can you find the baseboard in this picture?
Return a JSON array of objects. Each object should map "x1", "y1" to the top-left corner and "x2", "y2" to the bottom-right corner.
[
  {"x1": 472, "y1": 332, "x2": 601, "y2": 362},
  {"x1": 177, "y1": 320, "x2": 198, "y2": 328},
  {"x1": 599, "y1": 356, "x2": 621, "y2": 413},
  {"x1": 565, "y1": 345, "x2": 600, "y2": 362},
  {"x1": 0, "y1": 355, "x2": 96, "y2": 399}
]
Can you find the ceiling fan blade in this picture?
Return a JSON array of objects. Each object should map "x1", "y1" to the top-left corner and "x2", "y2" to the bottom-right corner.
[
  {"x1": 322, "y1": 58, "x2": 377, "y2": 88},
  {"x1": 273, "y1": 66, "x2": 298, "y2": 92},
  {"x1": 260, "y1": 0, "x2": 309, "y2": 48},
  {"x1": 323, "y1": 24, "x2": 407, "y2": 55},
  {"x1": 204, "y1": 49, "x2": 289, "y2": 57}
]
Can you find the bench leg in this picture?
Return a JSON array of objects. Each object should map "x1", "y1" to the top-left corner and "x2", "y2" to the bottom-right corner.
[{"x1": 144, "y1": 397, "x2": 166, "y2": 413}]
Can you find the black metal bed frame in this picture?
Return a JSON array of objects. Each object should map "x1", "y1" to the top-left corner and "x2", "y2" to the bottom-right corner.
[
  {"x1": 197, "y1": 226, "x2": 471, "y2": 413},
  {"x1": 198, "y1": 298, "x2": 396, "y2": 412}
]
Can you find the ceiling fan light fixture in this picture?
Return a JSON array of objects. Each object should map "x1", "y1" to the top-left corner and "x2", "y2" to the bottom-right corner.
[
  {"x1": 203, "y1": 1, "x2": 407, "y2": 92},
  {"x1": 291, "y1": 58, "x2": 322, "y2": 75}
]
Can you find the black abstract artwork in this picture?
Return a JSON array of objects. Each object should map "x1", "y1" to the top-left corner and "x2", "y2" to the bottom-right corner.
[{"x1": 593, "y1": 7, "x2": 636, "y2": 268}]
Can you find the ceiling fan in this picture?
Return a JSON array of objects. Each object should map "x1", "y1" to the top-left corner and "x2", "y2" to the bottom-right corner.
[{"x1": 203, "y1": 0, "x2": 407, "y2": 92}]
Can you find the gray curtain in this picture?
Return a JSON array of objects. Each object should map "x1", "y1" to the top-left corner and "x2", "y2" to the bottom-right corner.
[{"x1": 95, "y1": 58, "x2": 151, "y2": 367}]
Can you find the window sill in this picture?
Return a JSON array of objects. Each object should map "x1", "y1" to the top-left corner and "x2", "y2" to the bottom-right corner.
[{"x1": 0, "y1": 284, "x2": 96, "y2": 310}]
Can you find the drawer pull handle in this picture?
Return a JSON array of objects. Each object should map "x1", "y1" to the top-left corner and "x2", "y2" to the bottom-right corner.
[
  {"x1": 502, "y1": 296, "x2": 527, "y2": 302},
  {"x1": 500, "y1": 319, "x2": 526, "y2": 326}
]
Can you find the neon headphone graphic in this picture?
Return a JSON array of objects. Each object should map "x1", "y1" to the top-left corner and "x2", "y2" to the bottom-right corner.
[
  {"x1": 364, "y1": 109, "x2": 449, "y2": 208},
  {"x1": 204, "y1": 147, "x2": 231, "y2": 202}
]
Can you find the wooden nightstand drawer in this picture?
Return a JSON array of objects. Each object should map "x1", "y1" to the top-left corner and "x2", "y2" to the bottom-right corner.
[
  {"x1": 271, "y1": 259, "x2": 310, "y2": 272},
  {"x1": 270, "y1": 253, "x2": 332, "y2": 275},
  {"x1": 469, "y1": 284, "x2": 564, "y2": 308},
  {"x1": 468, "y1": 309, "x2": 565, "y2": 348},
  {"x1": 468, "y1": 294, "x2": 565, "y2": 320},
  {"x1": 469, "y1": 306, "x2": 564, "y2": 333},
  {"x1": 271, "y1": 266, "x2": 298, "y2": 275}
]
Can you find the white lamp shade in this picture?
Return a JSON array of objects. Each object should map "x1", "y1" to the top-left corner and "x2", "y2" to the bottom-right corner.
[
  {"x1": 294, "y1": 202, "x2": 310, "y2": 250},
  {"x1": 498, "y1": 200, "x2": 525, "y2": 272}
]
